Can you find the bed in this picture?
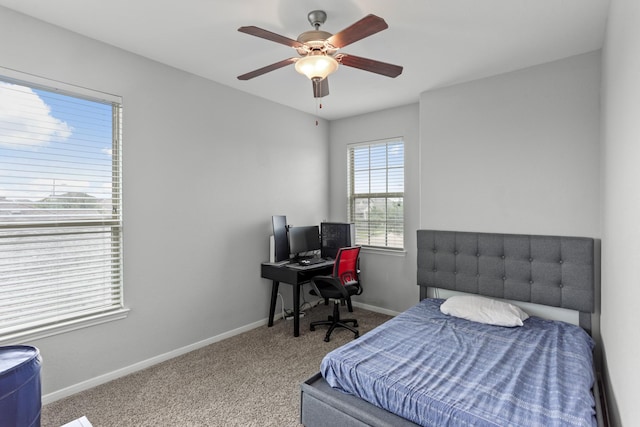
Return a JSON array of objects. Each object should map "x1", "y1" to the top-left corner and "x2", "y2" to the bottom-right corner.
[{"x1": 300, "y1": 230, "x2": 606, "y2": 427}]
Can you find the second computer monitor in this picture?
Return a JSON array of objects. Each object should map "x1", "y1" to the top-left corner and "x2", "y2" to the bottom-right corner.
[{"x1": 321, "y1": 222, "x2": 355, "y2": 259}]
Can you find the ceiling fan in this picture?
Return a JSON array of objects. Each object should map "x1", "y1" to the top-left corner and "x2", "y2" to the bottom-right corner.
[{"x1": 237, "y1": 10, "x2": 403, "y2": 98}]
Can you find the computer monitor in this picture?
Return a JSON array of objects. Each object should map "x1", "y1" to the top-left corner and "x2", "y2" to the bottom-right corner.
[
  {"x1": 288, "y1": 225, "x2": 321, "y2": 258},
  {"x1": 321, "y1": 222, "x2": 355, "y2": 259}
]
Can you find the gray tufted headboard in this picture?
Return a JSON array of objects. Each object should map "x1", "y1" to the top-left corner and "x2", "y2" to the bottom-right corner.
[{"x1": 417, "y1": 230, "x2": 595, "y2": 332}]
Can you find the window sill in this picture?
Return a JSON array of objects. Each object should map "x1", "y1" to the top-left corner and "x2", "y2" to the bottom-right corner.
[
  {"x1": 0, "y1": 308, "x2": 130, "y2": 346},
  {"x1": 361, "y1": 246, "x2": 407, "y2": 257}
]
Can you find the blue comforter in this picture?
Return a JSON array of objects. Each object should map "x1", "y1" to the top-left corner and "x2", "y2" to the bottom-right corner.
[{"x1": 321, "y1": 298, "x2": 596, "y2": 427}]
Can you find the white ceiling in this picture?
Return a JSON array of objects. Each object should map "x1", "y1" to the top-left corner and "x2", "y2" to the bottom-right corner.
[{"x1": 0, "y1": 0, "x2": 610, "y2": 120}]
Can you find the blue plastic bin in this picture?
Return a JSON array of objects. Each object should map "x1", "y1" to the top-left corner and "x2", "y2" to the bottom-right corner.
[{"x1": 0, "y1": 346, "x2": 42, "y2": 427}]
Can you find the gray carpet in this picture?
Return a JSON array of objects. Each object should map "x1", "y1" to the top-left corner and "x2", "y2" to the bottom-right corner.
[{"x1": 42, "y1": 304, "x2": 393, "y2": 427}]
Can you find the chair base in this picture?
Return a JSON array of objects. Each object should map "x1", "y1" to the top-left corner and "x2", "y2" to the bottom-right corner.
[
  {"x1": 324, "y1": 297, "x2": 354, "y2": 312},
  {"x1": 310, "y1": 300, "x2": 359, "y2": 342}
]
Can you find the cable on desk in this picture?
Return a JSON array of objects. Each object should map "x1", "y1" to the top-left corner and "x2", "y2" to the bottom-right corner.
[
  {"x1": 277, "y1": 292, "x2": 286, "y2": 320},
  {"x1": 299, "y1": 283, "x2": 311, "y2": 311},
  {"x1": 278, "y1": 292, "x2": 306, "y2": 320},
  {"x1": 299, "y1": 283, "x2": 321, "y2": 312}
]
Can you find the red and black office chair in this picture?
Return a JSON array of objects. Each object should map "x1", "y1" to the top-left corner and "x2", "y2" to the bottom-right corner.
[{"x1": 309, "y1": 246, "x2": 362, "y2": 342}]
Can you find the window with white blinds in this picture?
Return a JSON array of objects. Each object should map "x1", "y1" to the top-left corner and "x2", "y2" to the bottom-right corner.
[
  {"x1": 348, "y1": 139, "x2": 404, "y2": 250},
  {"x1": 0, "y1": 74, "x2": 124, "y2": 342}
]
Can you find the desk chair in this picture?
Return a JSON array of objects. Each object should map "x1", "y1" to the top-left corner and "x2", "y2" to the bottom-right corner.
[{"x1": 309, "y1": 246, "x2": 362, "y2": 342}]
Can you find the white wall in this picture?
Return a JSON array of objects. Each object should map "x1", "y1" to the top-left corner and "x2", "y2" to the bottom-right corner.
[
  {"x1": 419, "y1": 52, "x2": 601, "y2": 238},
  {"x1": 329, "y1": 104, "x2": 420, "y2": 313},
  {"x1": 0, "y1": 7, "x2": 329, "y2": 397},
  {"x1": 601, "y1": 0, "x2": 640, "y2": 425}
]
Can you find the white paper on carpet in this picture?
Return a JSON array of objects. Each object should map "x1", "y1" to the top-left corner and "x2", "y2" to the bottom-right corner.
[{"x1": 60, "y1": 416, "x2": 93, "y2": 427}]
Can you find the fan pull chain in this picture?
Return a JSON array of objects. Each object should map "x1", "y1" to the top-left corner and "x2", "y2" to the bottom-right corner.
[{"x1": 315, "y1": 99, "x2": 323, "y2": 126}]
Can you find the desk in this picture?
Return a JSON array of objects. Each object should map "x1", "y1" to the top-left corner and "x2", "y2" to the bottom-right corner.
[{"x1": 261, "y1": 261, "x2": 334, "y2": 337}]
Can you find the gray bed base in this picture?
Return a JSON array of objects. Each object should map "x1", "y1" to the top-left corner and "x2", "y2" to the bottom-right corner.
[{"x1": 300, "y1": 230, "x2": 605, "y2": 427}]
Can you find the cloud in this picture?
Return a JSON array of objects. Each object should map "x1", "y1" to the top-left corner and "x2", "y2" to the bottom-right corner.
[{"x1": 0, "y1": 81, "x2": 72, "y2": 148}]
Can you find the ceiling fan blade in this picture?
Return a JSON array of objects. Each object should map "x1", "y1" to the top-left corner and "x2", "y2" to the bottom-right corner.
[
  {"x1": 326, "y1": 14, "x2": 388, "y2": 49},
  {"x1": 312, "y1": 78, "x2": 329, "y2": 98},
  {"x1": 238, "y1": 26, "x2": 304, "y2": 49},
  {"x1": 337, "y1": 54, "x2": 403, "y2": 78},
  {"x1": 237, "y1": 58, "x2": 297, "y2": 80}
]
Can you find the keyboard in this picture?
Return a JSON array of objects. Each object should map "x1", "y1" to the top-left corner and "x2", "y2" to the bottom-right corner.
[
  {"x1": 287, "y1": 260, "x2": 334, "y2": 270},
  {"x1": 298, "y1": 257, "x2": 326, "y2": 266}
]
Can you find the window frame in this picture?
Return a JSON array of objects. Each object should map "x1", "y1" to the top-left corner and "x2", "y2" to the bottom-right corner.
[
  {"x1": 0, "y1": 68, "x2": 128, "y2": 345},
  {"x1": 347, "y1": 138, "x2": 405, "y2": 251}
]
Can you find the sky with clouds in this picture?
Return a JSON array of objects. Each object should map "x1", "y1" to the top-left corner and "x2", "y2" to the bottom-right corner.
[{"x1": 0, "y1": 80, "x2": 114, "y2": 201}]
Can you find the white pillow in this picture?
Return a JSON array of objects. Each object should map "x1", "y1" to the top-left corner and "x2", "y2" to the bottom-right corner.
[{"x1": 440, "y1": 295, "x2": 529, "y2": 327}]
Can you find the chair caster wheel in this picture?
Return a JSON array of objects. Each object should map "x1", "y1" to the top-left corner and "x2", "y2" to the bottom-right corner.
[
  {"x1": 310, "y1": 326, "x2": 315, "y2": 331},
  {"x1": 324, "y1": 336, "x2": 330, "y2": 342},
  {"x1": 353, "y1": 322, "x2": 359, "y2": 327},
  {"x1": 354, "y1": 332, "x2": 360, "y2": 339}
]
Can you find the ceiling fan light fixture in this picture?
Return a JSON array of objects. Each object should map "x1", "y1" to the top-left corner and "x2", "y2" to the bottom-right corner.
[{"x1": 294, "y1": 54, "x2": 339, "y2": 80}]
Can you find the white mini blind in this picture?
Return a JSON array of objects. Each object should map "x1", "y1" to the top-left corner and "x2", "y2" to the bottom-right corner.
[
  {"x1": 348, "y1": 139, "x2": 404, "y2": 250},
  {"x1": 0, "y1": 76, "x2": 123, "y2": 339}
]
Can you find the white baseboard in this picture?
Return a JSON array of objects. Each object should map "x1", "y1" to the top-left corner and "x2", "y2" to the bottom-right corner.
[
  {"x1": 41, "y1": 318, "x2": 268, "y2": 404},
  {"x1": 352, "y1": 301, "x2": 400, "y2": 317}
]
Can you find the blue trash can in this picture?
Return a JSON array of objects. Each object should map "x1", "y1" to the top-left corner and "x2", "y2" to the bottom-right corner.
[{"x1": 0, "y1": 346, "x2": 42, "y2": 427}]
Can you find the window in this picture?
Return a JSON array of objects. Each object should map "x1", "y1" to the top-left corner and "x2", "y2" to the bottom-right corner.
[
  {"x1": 348, "y1": 139, "x2": 404, "y2": 250},
  {"x1": 0, "y1": 72, "x2": 125, "y2": 343}
]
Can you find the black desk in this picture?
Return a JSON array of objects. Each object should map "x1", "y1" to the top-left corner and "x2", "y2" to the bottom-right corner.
[{"x1": 261, "y1": 261, "x2": 334, "y2": 337}]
